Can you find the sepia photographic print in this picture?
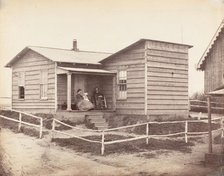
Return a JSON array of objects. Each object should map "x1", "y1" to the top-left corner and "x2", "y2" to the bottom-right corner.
[{"x1": 0, "y1": 0, "x2": 224, "y2": 175}]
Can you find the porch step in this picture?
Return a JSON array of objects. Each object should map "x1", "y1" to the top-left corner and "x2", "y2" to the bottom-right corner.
[
  {"x1": 86, "y1": 114, "x2": 109, "y2": 130},
  {"x1": 87, "y1": 115, "x2": 104, "y2": 120},
  {"x1": 90, "y1": 118, "x2": 106, "y2": 123}
]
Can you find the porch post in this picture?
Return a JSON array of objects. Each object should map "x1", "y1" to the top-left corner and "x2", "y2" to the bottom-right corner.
[{"x1": 67, "y1": 72, "x2": 72, "y2": 111}]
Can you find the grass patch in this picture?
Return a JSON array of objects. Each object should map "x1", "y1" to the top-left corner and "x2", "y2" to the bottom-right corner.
[
  {"x1": 0, "y1": 118, "x2": 48, "y2": 138},
  {"x1": 214, "y1": 134, "x2": 223, "y2": 144},
  {"x1": 55, "y1": 120, "x2": 83, "y2": 131},
  {"x1": 133, "y1": 121, "x2": 220, "y2": 135},
  {"x1": 52, "y1": 134, "x2": 194, "y2": 155}
]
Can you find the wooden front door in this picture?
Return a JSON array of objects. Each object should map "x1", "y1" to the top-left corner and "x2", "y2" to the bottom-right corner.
[{"x1": 73, "y1": 74, "x2": 86, "y2": 96}]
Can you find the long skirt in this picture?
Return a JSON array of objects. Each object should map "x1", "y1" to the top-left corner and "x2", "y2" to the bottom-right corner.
[{"x1": 77, "y1": 100, "x2": 94, "y2": 111}]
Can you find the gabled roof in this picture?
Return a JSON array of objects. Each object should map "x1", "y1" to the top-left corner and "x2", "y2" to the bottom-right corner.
[
  {"x1": 5, "y1": 46, "x2": 111, "y2": 67},
  {"x1": 197, "y1": 20, "x2": 224, "y2": 70},
  {"x1": 100, "y1": 38, "x2": 192, "y2": 63}
]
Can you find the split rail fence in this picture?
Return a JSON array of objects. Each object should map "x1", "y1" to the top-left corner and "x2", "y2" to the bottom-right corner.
[
  {"x1": 190, "y1": 100, "x2": 224, "y2": 111},
  {"x1": 52, "y1": 117, "x2": 224, "y2": 155},
  {"x1": 0, "y1": 108, "x2": 43, "y2": 138}
]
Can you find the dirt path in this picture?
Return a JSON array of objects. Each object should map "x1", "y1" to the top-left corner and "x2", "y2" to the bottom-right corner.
[{"x1": 0, "y1": 128, "x2": 221, "y2": 176}]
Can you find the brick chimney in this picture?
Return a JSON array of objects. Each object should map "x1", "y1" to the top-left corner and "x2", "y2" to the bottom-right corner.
[{"x1": 73, "y1": 39, "x2": 78, "y2": 51}]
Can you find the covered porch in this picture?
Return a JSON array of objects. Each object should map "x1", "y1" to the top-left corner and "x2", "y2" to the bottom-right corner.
[{"x1": 56, "y1": 66, "x2": 116, "y2": 111}]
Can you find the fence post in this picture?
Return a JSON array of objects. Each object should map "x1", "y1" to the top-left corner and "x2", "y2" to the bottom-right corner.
[
  {"x1": 146, "y1": 123, "x2": 149, "y2": 145},
  {"x1": 18, "y1": 113, "x2": 22, "y2": 132},
  {"x1": 39, "y1": 118, "x2": 43, "y2": 138},
  {"x1": 221, "y1": 117, "x2": 224, "y2": 138},
  {"x1": 51, "y1": 119, "x2": 55, "y2": 139},
  {"x1": 221, "y1": 117, "x2": 224, "y2": 154},
  {"x1": 207, "y1": 96, "x2": 212, "y2": 153},
  {"x1": 185, "y1": 121, "x2": 188, "y2": 143},
  {"x1": 101, "y1": 130, "x2": 105, "y2": 155}
]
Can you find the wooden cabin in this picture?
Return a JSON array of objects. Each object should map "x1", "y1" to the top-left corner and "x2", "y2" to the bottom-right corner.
[
  {"x1": 6, "y1": 39, "x2": 192, "y2": 120},
  {"x1": 197, "y1": 20, "x2": 224, "y2": 94},
  {"x1": 102, "y1": 39, "x2": 192, "y2": 119}
]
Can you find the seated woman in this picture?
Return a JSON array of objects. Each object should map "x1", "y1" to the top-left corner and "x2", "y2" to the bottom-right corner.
[
  {"x1": 91, "y1": 87, "x2": 106, "y2": 110},
  {"x1": 75, "y1": 89, "x2": 94, "y2": 111}
]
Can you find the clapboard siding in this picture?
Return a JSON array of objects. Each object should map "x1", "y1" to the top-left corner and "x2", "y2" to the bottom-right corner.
[
  {"x1": 149, "y1": 81, "x2": 188, "y2": 87},
  {"x1": 148, "y1": 60, "x2": 188, "y2": 70},
  {"x1": 148, "y1": 76, "x2": 188, "y2": 83},
  {"x1": 148, "y1": 72, "x2": 187, "y2": 79},
  {"x1": 146, "y1": 40, "x2": 189, "y2": 117},
  {"x1": 147, "y1": 109, "x2": 188, "y2": 115},
  {"x1": 148, "y1": 90, "x2": 188, "y2": 96},
  {"x1": 147, "y1": 86, "x2": 188, "y2": 92},
  {"x1": 148, "y1": 67, "x2": 188, "y2": 75},
  {"x1": 103, "y1": 43, "x2": 145, "y2": 115},
  {"x1": 148, "y1": 104, "x2": 188, "y2": 110},
  {"x1": 204, "y1": 31, "x2": 224, "y2": 93},
  {"x1": 147, "y1": 49, "x2": 188, "y2": 60},
  {"x1": 147, "y1": 41, "x2": 189, "y2": 53},
  {"x1": 147, "y1": 56, "x2": 187, "y2": 65},
  {"x1": 148, "y1": 99, "x2": 188, "y2": 105},
  {"x1": 11, "y1": 50, "x2": 55, "y2": 112},
  {"x1": 148, "y1": 95, "x2": 188, "y2": 100}
]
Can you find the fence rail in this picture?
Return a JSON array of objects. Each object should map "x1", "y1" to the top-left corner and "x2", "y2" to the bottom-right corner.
[
  {"x1": 51, "y1": 117, "x2": 224, "y2": 155},
  {"x1": 0, "y1": 108, "x2": 43, "y2": 138},
  {"x1": 190, "y1": 99, "x2": 224, "y2": 105},
  {"x1": 189, "y1": 100, "x2": 224, "y2": 111}
]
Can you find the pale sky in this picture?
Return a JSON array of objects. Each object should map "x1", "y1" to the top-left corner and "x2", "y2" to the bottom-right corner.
[{"x1": 0, "y1": 0, "x2": 224, "y2": 98}]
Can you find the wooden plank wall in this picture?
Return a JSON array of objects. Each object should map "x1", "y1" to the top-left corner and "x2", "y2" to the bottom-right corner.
[
  {"x1": 146, "y1": 41, "x2": 189, "y2": 117},
  {"x1": 101, "y1": 76, "x2": 114, "y2": 109},
  {"x1": 204, "y1": 31, "x2": 224, "y2": 93},
  {"x1": 12, "y1": 50, "x2": 55, "y2": 113},
  {"x1": 103, "y1": 43, "x2": 146, "y2": 115},
  {"x1": 57, "y1": 74, "x2": 67, "y2": 105}
]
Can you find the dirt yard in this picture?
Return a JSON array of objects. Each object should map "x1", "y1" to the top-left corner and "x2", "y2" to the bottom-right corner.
[{"x1": 0, "y1": 127, "x2": 222, "y2": 176}]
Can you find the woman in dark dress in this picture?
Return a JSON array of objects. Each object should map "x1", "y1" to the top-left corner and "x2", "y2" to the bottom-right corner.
[
  {"x1": 76, "y1": 89, "x2": 94, "y2": 111},
  {"x1": 92, "y1": 87, "x2": 106, "y2": 110}
]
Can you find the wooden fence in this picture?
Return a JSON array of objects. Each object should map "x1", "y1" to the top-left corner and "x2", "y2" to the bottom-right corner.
[
  {"x1": 190, "y1": 100, "x2": 224, "y2": 111},
  {"x1": 52, "y1": 117, "x2": 224, "y2": 155},
  {"x1": 0, "y1": 109, "x2": 43, "y2": 138}
]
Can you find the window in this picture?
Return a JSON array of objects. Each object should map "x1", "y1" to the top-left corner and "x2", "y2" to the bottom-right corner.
[
  {"x1": 118, "y1": 70, "x2": 127, "y2": 99},
  {"x1": 19, "y1": 86, "x2": 25, "y2": 99},
  {"x1": 40, "y1": 70, "x2": 48, "y2": 99},
  {"x1": 18, "y1": 72, "x2": 25, "y2": 99}
]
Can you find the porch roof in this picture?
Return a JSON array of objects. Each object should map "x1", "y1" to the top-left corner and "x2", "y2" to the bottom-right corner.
[{"x1": 57, "y1": 66, "x2": 115, "y2": 75}]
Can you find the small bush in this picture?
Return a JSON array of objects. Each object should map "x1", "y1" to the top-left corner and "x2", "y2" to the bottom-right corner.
[{"x1": 190, "y1": 92, "x2": 206, "y2": 101}]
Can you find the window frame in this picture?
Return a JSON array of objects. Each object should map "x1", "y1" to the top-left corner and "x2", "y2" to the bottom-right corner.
[{"x1": 117, "y1": 70, "x2": 127, "y2": 100}]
